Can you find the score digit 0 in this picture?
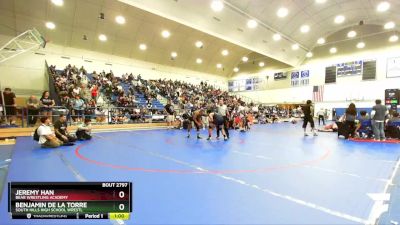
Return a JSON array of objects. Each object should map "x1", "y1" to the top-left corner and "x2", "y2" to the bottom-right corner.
[{"x1": 119, "y1": 191, "x2": 125, "y2": 198}]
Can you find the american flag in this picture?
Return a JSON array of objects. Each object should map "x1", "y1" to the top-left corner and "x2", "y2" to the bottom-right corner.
[{"x1": 312, "y1": 85, "x2": 324, "y2": 102}]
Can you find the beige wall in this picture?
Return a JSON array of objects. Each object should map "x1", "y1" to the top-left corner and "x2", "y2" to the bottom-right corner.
[
  {"x1": 0, "y1": 34, "x2": 228, "y2": 98},
  {"x1": 231, "y1": 45, "x2": 400, "y2": 104}
]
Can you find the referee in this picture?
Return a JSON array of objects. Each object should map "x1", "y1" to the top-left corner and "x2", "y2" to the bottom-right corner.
[{"x1": 217, "y1": 98, "x2": 230, "y2": 139}]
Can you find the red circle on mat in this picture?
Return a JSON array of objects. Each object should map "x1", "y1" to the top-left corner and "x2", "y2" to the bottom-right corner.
[{"x1": 75, "y1": 143, "x2": 331, "y2": 174}]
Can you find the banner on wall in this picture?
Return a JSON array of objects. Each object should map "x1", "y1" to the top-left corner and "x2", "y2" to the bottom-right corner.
[
  {"x1": 291, "y1": 70, "x2": 309, "y2": 87},
  {"x1": 274, "y1": 72, "x2": 287, "y2": 80},
  {"x1": 336, "y1": 60, "x2": 363, "y2": 77},
  {"x1": 228, "y1": 77, "x2": 263, "y2": 92},
  {"x1": 290, "y1": 71, "x2": 299, "y2": 87},
  {"x1": 300, "y1": 70, "x2": 310, "y2": 86},
  {"x1": 387, "y1": 57, "x2": 400, "y2": 78}
]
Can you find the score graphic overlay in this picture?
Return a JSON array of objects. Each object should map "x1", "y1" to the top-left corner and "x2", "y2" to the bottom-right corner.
[{"x1": 8, "y1": 182, "x2": 132, "y2": 220}]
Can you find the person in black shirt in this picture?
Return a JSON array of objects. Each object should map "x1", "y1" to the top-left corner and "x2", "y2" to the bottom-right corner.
[
  {"x1": 343, "y1": 103, "x2": 357, "y2": 139},
  {"x1": 54, "y1": 114, "x2": 76, "y2": 143},
  {"x1": 2, "y1": 88, "x2": 16, "y2": 124},
  {"x1": 302, "y1": 100, "x2": 317, "y2": 136},
  {"x1": 40, "y1": 91, "x2": 55, "y2": 122},
  {"x1": 164, "y1": 99, "x2": 175, "y2": 128}
]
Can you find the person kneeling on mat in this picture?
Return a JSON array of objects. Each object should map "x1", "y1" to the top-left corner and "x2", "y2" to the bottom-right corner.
[
  {"x1": 76, "y1": 118, "x2": 92, "y2": 140},
  {"x1": 36, "y1": 117, "x2": 63, "y2": 148},
  {"x1": 54, "y1": 114, "x2": 77, "y2": 143}
]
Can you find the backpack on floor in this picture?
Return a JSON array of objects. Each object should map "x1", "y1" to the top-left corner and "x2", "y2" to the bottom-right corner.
[{"x1": 33, "y1": 128, "x2": 39, "y2": 141}]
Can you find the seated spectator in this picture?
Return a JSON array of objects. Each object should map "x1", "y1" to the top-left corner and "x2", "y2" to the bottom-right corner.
[
  {"x1": 54, "y1": 114, "x2": 77, "y2": 143},
  {"x1": 76, "y1": 118, "x2": 92, "y2": 140},
  {"x1": 388, "y1": 112, "x2": 400, "y2": 124},
  {"x1": 37, "y1": 117, "x2": 63, "y2": 148},
  {"x1": 26, "y1": 95, "x2": 39, "y2": 127},
  {"x1": 387, "y1": 112, "x2": 400, "y2": 139},
  {"x1": 355, "y1": 111, "x2": 372, "y2": 138}
]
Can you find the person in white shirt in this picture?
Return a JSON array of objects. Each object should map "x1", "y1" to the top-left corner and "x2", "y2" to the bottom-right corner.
[
  {"x1": 76, "y1": 118, "x2": 92, "y2": 140},
  {"x1": 37, "y1": 117, "x2": 62, "y2": 148},
  {"x1": 317, "y1": 108, "x2": 325, "y2": 126}
]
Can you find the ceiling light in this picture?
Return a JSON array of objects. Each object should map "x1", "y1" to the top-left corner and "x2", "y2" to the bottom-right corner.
[
  {"x1": 139, "y1": 43, "x2": 147, "y2": 50},
  {"x1": 347, "y1": 30, "x2": 357, "y2": 38},
  {"x1": 300, "y1": 25, "x2": 310, "y2": 33},
  {"x1": 329, "y1": 47, "x2": 337, "y2": 54},
  {"x1": 195, "y1": 41, "x2": 203, "y2": 48},
  {"x1": 221, "y1": 49, "x2": 229, "y2": 56},
  {"x1": 389, "y1": 35, "x2": 399, "y2": 42},
  {"x1": 317, "y1": 38, "x2": 325, "y2": 44},
  {"x1": 171, "y1": 52, "x2": 177, "y2": 58},
  {"x1": 291, "y1": 44, "x2": 299, "y2": 50},
  {"x1": 334, "y1": 15, "x2": 345, "y2": 24},
  {"x1": 45, "y1": 22, "x2": 56, "y2": 30},
  {"x1": 196, "y1": 58, "x2": 203, "y2": 64},
  {"x1": 306, "y1": 52, "x2": 313, "y2": 58},
  {"x1": 115, "y1": 15, "x2": 125, "y2": 24},
  {"x1": 233, "y1": 67, "x2": 239, "y2": 72},
  {"x1": 242, "y1": 56, "x2": 249, "y2": 62},
  {"x1": 216, "y1": 63, "x2": 222, "y2": 68},
  {"x1": 277, "y1": 7, "x2": 288, "y2": 18},
  {"x1": 315, "y1": 0, "x2": 327, "y2": 3},
  {"x1": 384, "y1": 21, "x2": 395, "y2": 29},
  {"x1": 161, "y1": 30, "x2": 170, "y2": 38},
  {"x1": 377, "y1": 1, "x2": 390, "y2": 12},
  {"x1": 98, "y1": 34, "x2": 107, "y2": 42},
  {"x1": 247, "y1": 19, "x2": 258, "y2": 29},
  {"x1": 211, "y1": 0, "x2": 224, "y2": 12},
  {"x1": 51, "y1": 0, "x2": 63, "y2": 6},
  {"x1": 259, "y1": 62, "x2": 265, "y2": 67},
  {"x1": 356, "y1": 42, "x2": 365, "y2": 49},
  {"x1": 273, "y1": 33, "x2": 281, "y2": 41}
]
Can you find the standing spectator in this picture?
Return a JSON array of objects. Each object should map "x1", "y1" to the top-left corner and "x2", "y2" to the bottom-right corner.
[
  {"x1": 343, "y1": 103, "x2": 357, "y2": 139},
  {"x1": 26, "y1": 95, "x2": 39, "y2": 127},
  {"x1": 40, "y1": 91, "x2": 55, "y2": 122},
  {"x1": 164, "y1": 99, "x2": 175, "y2": 128},
  {"x1": 36, "y1": 117, "x2": 62, "y2": 148},
  {"x1": 317, "y1": 108, "x2": 325, "y2": 126},
  {"x1": 302, "y1": 100, "x2": 317, "y2": 136},
  {"x1": 54, "y1": 114, "x2": 77, "y2": 143},
  {"x1": 371, "y1": 99, "x2": 389, "y2": 141},
  {"x1": 72, "y1": 95, "x2": 85, "y2": 122},
  {"x1": 2, "y1": 88, "x2": 17, "y2": 125},
  {"x1": 90, "y1": 84, "x2": 98, "y2": 102}
]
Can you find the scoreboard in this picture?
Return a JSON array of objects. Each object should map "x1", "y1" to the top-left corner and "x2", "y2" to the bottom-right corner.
[
  {"x1": 8, "y1": 182, "x2": 132, "y2": 220},
  {"x1": 385, "y1": 89, "x2": 399, "y2": 110}
]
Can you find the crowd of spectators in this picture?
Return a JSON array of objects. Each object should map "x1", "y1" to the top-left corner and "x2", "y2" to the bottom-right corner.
[{"x1": 47, "y1": 64, "x2": 293, "y2": 126}]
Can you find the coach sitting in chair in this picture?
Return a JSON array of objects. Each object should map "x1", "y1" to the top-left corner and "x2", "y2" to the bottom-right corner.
[{"x1": 54, "y1": 114, "x2": 77, "y2": 143}]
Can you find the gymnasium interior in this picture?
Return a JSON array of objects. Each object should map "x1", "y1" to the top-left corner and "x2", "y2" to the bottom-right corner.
[{"x1": 0, "y1": 0, "x2": 400, "y2": 224}]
